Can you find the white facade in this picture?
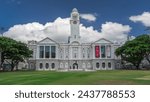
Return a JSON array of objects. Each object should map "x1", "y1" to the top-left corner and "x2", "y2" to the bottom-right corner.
[{"x1": 28, "y1": 8, "x2": 121, "y2": 71}]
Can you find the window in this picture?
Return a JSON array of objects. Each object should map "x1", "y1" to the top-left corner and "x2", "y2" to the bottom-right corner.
[
  {"x1": 73, "y1": 47, "x2": 78, "y2": 51},
  {"x1": 45, "y1": 46, "x2": 50, "y2": 58},
  {"x1": 96, "y1": 63, "x2": 100, "y2": 68},
  {"x1": 30, "y1": 63, "x2": 34, "y2": 69},
  {"x1": 45, "y1": 63, "x2": 49, "y2": 69},
  {"x1": 108, "y1": 62, "x2": 111, "y2": 68},
  {"x1": 39, "y1": 46, "x2": 44, "y2": 58},
  {"x1": 83, "y1": 54, "x2": 85, "y2": 58},
  {"x1": 51, "y1": 63, "x2": 55, "y2": 69},
  {"x1": 72, "y1": 47, "x2": 78, "y2": 59},
  {"x1": 101, "y1": 45, "x2": 106, "y2": 58},
  {"x1": 39, "y1": 63, "x2": 43, "y2": 69},
  {"x1": 60, "y1": 48, "x2": 63, "y2": 58},
  {"x1": 87, "y1": 54, "x2": 90, "y2": 58},
  {"x1": 74, "y1": 53, "x2": 77, "y2": 58},
  {"x1": 95, "y1": 46, "x2": 100, "y2": 58},
  {"x1": 51, "y1": 46, "x2": 56, "y2": 58},
  {"x1": 82, "y1": 48, "x2": 85, "y2": 58},
  {"x1": 106, "y1": 45, "x2": 111, "y2": 58},
  {"x1": 87, "y1": 48, "x2": 90, "y2": 58},
  {"x1": 102, "y1": 62, "x2": 105, "y2": 68},
  {"x1": 65, "y1": 48, "x2": 69, "y2": 58}
]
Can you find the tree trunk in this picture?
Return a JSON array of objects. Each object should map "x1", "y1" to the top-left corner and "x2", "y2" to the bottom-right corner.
[
  {"x1": 16, "y1": 62, "x2": 19, "y2": 71},
  {"x1": 11, "y1": 62, "x2": 15, "y2": 71}
]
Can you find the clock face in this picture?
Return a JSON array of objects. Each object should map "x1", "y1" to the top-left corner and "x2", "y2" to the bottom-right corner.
[{"x1": 73, "y1": 21, "x2": 77, "y2": 24}]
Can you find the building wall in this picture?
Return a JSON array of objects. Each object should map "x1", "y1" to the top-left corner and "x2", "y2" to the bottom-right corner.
[{"x1": 27, "y1": 39, "x2": 120, "y2": 71}]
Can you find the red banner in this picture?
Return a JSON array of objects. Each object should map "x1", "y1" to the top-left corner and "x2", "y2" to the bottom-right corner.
[{"x1": 95, "y1": 46, "x2": 100, "y2": 58}]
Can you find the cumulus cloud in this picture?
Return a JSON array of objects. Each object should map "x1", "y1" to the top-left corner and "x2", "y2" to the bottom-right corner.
[
  {"x1": 129, "y1": 12, "x2": 150, "y2": 27},
  {"x1": 80, "y1": 14, "x2": 97, "y2": 22},
  {"x1": 4, "y1": 17, "x2": 131, "y2": 43},
  {"x1": 100, "y1": 22, "x2": 131, "y2": 41}
]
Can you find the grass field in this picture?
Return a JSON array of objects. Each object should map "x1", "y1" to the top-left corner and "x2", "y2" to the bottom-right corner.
[{"x1": 0, "y1": 70, "x2": 150, "y2": 85}]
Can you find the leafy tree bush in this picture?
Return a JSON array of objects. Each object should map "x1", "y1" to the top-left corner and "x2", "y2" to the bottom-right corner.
[
  {"x1": 0, "y1": 37, "x2": 32, "y2": 71},
  {"x1": 115, "y1": 34, "x2": 150, "y2": 69}
]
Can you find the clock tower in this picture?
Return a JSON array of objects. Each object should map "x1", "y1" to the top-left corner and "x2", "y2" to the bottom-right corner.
[{"x1": 69, "y1": 8, "x2": 81, "y2": 43}]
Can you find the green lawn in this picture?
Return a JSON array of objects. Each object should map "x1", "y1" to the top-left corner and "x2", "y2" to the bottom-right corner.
[{"x1": 0, "y1": 70, "x2": 150, "y2": 85}]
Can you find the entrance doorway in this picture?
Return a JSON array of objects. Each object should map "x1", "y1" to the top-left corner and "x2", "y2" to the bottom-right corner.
[{"x1": 73, "y1": 63, "x2": 78, "y2": 69}]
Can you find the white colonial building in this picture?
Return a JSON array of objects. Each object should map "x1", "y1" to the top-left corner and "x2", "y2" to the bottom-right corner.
[{"x1": 28, "y1": 8, "x2": 121, "y2": 71}]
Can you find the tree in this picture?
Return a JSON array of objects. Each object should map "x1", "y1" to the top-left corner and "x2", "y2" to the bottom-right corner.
[
  {"x1": 9, "y1": 42, "x2": 32, "y2": 71},
  {"x1": 135, "y1": 35, "x2": 150, "y2": 64},
  {"x1": 115, "y1": 34, "x2": 150, "y2": 69},
  {"x1": 0, "y1": 37, "x2": 32, "y2": 71},
  {"x1": 0, "y1": 37, "x2": 17, "y2": 70},
  {"x1": 116, "y1": 40, "x2": 144, "y2": 69}
]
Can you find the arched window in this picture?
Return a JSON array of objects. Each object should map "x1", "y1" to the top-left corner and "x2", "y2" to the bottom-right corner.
[
  {"x1": 108, "y1": 62, "x2": 111, "y2": 68},
  {"x1": 30, "y1": 63, "x2": 34, "y2": 69},
  {"x1": 102, "y1": 62, "x2": 105, "y2": 68},
  {"x1": 96, "y1": 62, "x2": 100, "y2": 68},
  {"x1": 39, "y1": 63, "x2": 43, "y2": 69},
  {"x1": 45, "y1": 63, "x2": 49, "y2": 69},
  {"x1": 51, "y1": 63, "x2": 55, "y2": 69}
]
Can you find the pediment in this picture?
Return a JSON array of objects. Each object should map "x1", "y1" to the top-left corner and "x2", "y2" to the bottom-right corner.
[
  {"x1": 38, "y1": 37, "x2": 58, "y2": 44},
  {"x1": 93, "y1": 38, "x2": 113, "y2": 44},
  {"x1": 71, "y1": 41, "x2": 80, "y2": 45}
]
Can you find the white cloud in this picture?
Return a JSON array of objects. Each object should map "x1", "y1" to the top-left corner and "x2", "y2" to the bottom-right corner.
[
  {"x1": 80, "y1": 14, "x2": 97, "y2": 22},
  {"x1": 100, "y1": 22, "x2": 131, "y2": 42},
  {"x1": 4, "y1": 17, "x2": 131, "y2": 43},
  {"x1": 129, "y1": 12, "x2": 150, "y2": 27}
]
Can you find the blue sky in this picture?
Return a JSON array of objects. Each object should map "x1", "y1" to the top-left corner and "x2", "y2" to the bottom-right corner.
[{"x1": 0, "y1": 0, "x2": 150, "y2": 42}]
